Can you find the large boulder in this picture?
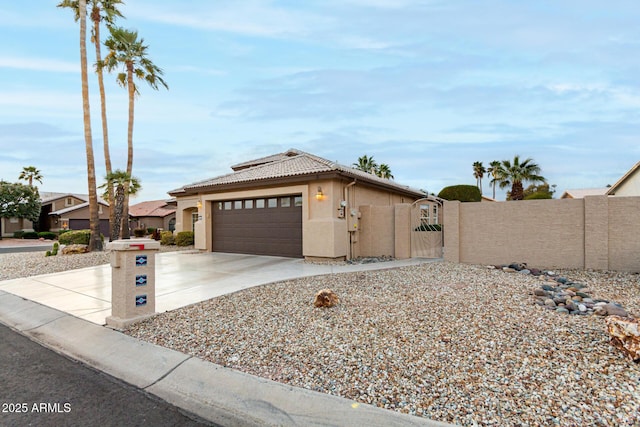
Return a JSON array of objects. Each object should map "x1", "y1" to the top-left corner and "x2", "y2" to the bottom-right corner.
[
  {"x1": 62, "y1": 244, "x2": 89, "y2": 255},
  {"x1": 313, "y1": 289, "x2": 339, "y2": 308},
  {"x1": 606, "y1": 316, "x2": 640, "y2": 362}
]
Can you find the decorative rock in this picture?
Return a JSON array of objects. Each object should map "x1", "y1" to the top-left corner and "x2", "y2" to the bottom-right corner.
[
  {"x1": 606, "y1": 316, "x2": 640, "y2": 362},
  {"x1": 602, "y1": 303, "x2": 628, "y2": 318},
  {"x1": 519, "y1": 269, "x2": 531, "y2": 275},
  {"x1": 62, "y1": 244, "x2": 89, "y2": 255},
  {"x1": 544, "y1": 299, "x2": 556, "y2": 307},
  {"x1": 313, "y1": 289, "x2": 340, "y2": 308},
  {"x1": 529, "y1": 268, "x2": 542, "y2": 276},
  {"x1": 542, "y1": 284, "x2": 556, "y2": 292},
  {"x1": 556, "y1": 307, "x2": 570, "y2": 314},
  {"x1": 502, "y1": 267, "x2": 516, "y2": 273},
  {"x1": 565, "y1": 300, "x2": 577, "y2": 312},
  {"x1": 578, "y1": 304, "x2": 587, "y2": 313},
  {"x1": 534, "y1": 289, "x2": 547, "y2": 297},
  {"x1": 556, "y1": 277, "x2": 568, "y2": 284}
]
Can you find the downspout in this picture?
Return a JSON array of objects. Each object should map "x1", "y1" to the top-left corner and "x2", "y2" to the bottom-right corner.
[{"x1": 344, "y1": 180, "x2": 356, "y2": 260}]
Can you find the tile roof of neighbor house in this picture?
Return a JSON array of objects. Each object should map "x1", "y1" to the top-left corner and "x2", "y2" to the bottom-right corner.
[
  {"x1": 40, "y1": 192, "x2": 108, "y2": 205},
  {"x1": 50, "y1": 200, "x2": 109, "y2": 216},
  {"x1": 169, "y1": 149, "x2": 425, "y2": 198},
  {"x1": 560, "y1": 188, "x2": 609, "y2": 199},
  {"x1": 606, "y1": 160, "x2": 640, "y2": 195},
  {"x1": 129, "y1": 200, "x2": 177, "y2": 218}
]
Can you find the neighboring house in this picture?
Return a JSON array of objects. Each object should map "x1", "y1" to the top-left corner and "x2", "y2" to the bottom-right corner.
[
  {"x1": 1, "y1": 192, "x2": 111, "y2": 238},
  {"x1": 129, "y1": 199, "x2": 177, "y2": 232},
  {"x1": 560, "y1": 188, "x2": 608, "y2": 199},
  {"x1": 606, "y1": 160, "x2": 640, "y2": 196},
  {"x1": 169, "y1": 148, "x2": 425, "y2": 260}
]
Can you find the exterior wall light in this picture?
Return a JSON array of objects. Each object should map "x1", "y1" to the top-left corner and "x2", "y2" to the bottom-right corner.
[
  {"x1": 197, "y1": 200, "x2": 202, "y2": 209},
  {"x1": 315, "y1": 187, "x2": 324, "y2": 200}
]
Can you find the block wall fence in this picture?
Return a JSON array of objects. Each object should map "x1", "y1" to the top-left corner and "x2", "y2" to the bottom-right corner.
[{"x1": 443, "y1": 195, "x2": 640, "y2": 272}]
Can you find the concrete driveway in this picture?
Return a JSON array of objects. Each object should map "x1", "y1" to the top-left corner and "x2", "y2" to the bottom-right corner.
[{"x1": 0, "y1": 251, "x2": 431, "y2": 325}]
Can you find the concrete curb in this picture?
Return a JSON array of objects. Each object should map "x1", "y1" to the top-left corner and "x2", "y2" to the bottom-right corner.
[{"x1": 0, "y1": 290, "x2": 453, "y2": 426}]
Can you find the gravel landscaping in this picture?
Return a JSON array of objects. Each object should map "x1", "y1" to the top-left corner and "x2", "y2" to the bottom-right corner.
[{"x1": 2, "y1": 249, "x2": 639, "y2": 426}]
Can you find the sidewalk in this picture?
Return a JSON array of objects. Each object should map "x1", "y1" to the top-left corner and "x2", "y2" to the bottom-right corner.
[{"x1": 0, "y1": 252, "x2": 453, "y2": 426}]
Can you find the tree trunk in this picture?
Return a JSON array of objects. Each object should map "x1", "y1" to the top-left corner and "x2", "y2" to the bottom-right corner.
[
  {"x1": 93, "y1": 6, "x2": 116, "y2": 241},
  {"x1": 511, "y1": 181, "x2": 524, "y2": 201},
  {"x1": 112, "y1": 184, "x2": 124, "y2": 240},
  {"x1": 79, "y1": 0, "x2": 103, "y2": 251},
  {"x1": 120, "y1": 61, "x2": 135, "y2": 239}
]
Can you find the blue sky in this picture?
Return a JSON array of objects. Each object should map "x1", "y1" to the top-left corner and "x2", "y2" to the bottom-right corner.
[{"x1": 1, "y1": 0, "x2": 639, "y2": 201}]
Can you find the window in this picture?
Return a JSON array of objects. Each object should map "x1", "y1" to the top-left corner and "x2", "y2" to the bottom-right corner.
[
  {"x1": 294, "y1": 196, "x2": 303, "y2": 207},
  {"x1": 224, "y1": 201, "x2": 232, "y2": 210},
  {"x1": 244, "y1": 199, "x2": 253, "y2": 209},
  {"x1": 267, "y1": 198, "x2": 277, "y2": 208},
  {"x1": 234, "y1": 200, "x2": 243, "y2": 209},
  {"x1": 98, "y1": 205, "x2": 103, "y2": 214},
  {"x1": 65, "y1": 197, "x2": 73, "y2": 207},
  {"x1": 256, "y1": 199, "x2": 265, "y2": 208},
  {"x1": 217, "y1": 202, "x2": 223, "y2": 210},
  {"x1": 280, "y1": 197, "x2": 290, "y2": 208}
]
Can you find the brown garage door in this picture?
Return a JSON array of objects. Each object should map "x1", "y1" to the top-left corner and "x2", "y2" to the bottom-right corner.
[
  {"x1": 213, "y1": 195, "x2": 302, "y2": 258},
  {"x1": 69, "y1": 219, "x2": 111, "y2": 238}
]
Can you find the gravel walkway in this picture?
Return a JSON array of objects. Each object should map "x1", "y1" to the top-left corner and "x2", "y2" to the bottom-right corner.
[{"x1": 2, "y1": 249, "x2": 639, "y2": 426}]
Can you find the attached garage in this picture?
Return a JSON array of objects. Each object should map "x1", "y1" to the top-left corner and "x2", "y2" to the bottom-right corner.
[
  {"x1": 212, "y1": 195, "x2": 302, "y2": 257},
  {"x1": 69, "y1": 219, "x2": 111, "y2": 238}
]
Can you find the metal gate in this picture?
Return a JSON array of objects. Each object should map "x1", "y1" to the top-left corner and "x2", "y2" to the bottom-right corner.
[{"x1": 410, "y1": 196, "x2": 443, "y2": 258}]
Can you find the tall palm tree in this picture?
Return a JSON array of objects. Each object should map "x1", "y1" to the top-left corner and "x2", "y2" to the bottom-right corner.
[
  {"x1": 377, "y1": 163, "x2": 394, "y2": 179},
  {"x1": 104, "y1": 26, "x2": 168, "y2": 238},
  {"x1": 99, "y1": 170, "x2": 141, "y2": 240},
  {"x1": 58, "y1": 0, "x2": 124, "y2": 241},
  {"x1": 472, "y1": 161, "x2": 485, "y2": 194},
  {"x1": 18, "y1": 166, "x2": 43, "y2": 187},
  {"x1": 499, "y1": 155, "x2": 546, "y2": 201},
  {"x1": 486, "y1": 160, "x2": 504, "y2": 200},
  {"x1": 353, "y1": 155, "x2": 378, "y2": 174},
  {"x1": 76, "y1": 0, "x2": 102, "y2": 250}
]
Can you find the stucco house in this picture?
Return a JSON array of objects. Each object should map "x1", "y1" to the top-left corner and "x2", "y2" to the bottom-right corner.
[
  {"x1": 169, "y1": 149, "x2": 427, "y2": 260},
  {"x1": 129, "y1": 199, "x2": 176, "y2": 232},
  {"x1": 560, "y1": 160, "x2": 640, "y2": 199},
  {"x1": 1, "y1": 192, "x2": 110, "y2": 238}
]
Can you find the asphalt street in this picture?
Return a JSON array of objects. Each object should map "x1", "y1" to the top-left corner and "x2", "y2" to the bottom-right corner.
[{"x1": 0, "y1": 323, "x2": 215, "y2": 427}]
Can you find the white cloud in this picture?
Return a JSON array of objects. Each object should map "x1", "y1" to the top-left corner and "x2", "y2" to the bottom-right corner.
[{"x1": 0, "y1": 56, "x2": 78, "y2": 73}]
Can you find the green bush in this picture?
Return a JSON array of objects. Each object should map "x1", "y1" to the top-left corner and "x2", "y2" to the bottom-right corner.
[
  {"x1": 52, "y1": 242, "x2": 59, "y2": 256},
  {"x1": 146, "y1": 227, "x2": 156, "y2": 234},
  {"x1": 38, "y1": 231, "x2": 57, "y2": 240},
  {"x1": 58, "y1": 229, "x2": 71, "y2": 235},
  {"x1": 133, "y1": 228, "x2": 146, "y2": 238},
  {"x1": 45, "y1": 250, "x2": 52, "y2": 257},
  {"x1": 160, "y1": 231, "x2": 175, "y2": 246},
  {"x1": 13, "y1": 231, "x2": 24, "y2": 238},
  {"x1": 438, "y1": 185, "x2": 482, "y2": 202},
  {"x1": 175, "y1": 231, "x2": 194, "y2": 246},
  {"x1": 524, "y1": 192, "x2": 552, "y2": 200},
  {"x1": 22, "y1": 231, "x2": 39, "y2": 239},
  {"x1": 58, "y1": 229, "x2": 91, "y2": 245}
]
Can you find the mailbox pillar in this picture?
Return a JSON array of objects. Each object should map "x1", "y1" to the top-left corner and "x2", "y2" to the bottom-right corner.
[{"x1": 106, "y1": 239, "x2": 161, "y2": 329}]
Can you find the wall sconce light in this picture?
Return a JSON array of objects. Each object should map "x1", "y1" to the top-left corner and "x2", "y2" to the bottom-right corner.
[
  {"x1": 197, "y1": 200, "x2": 202, "y2": 209},
  {"x1": 315, "y1": 187, "x2": 324, "y2": 200}
]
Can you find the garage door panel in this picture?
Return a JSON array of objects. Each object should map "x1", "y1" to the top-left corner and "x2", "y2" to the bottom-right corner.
[{"x1": 212, "y1": 195, "x2": 302, "y2": 258}]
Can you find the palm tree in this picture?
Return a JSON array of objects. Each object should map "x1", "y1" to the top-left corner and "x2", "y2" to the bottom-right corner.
[
  {"x1": 353, "y1": 155, "x2": 378, "y2": 175},
  {"x1": 104, "y1": 26, "x2": 168, "y2": 238},
  {"x1": 99, "y1": 170, "x2": 141, "y2": 239},
  {"x1": 76, "y1": 0, "x2": 102, "y2": 251},
  {"x1": 377, "y1": 163, "x2": 394, "y2": 179},
  {"x1": 58, "y1": 0, "x2": 124, "y2": 242},
  {"x1": 486, "y1": 160, "x2": 504, "y2": 200},
  {"x1": 498, "y1": 155, "x2": 546, "y2": 201},
  {"x1": 18, "y1": 166, "x2": 43, "y2": 187},
  {"x1": 472, "y1": 161, "x2": 485, "y2": 194}
]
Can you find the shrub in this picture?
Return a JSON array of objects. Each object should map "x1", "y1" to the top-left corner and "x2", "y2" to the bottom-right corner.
[
  {"x1": 438, "y1": 185, "x2": 482, "y2": 202},
  {"x1": 38, "y1": 231, "x2": 57, "y2": 240},
  {"x1": 524, "y1": 192, "x2": 552, "y2": 200},
  {"x1": 52, "y1": 242, "x2": 59, "y2": 256},
  {"x1": 45, "y1": 250, "x2": 52, "y2": 257},
  {"x1": 133, "y1": 228, "x2": 146, "y2": 238},
  {"x1": 58, "y1": 229, "x2": 91, "y2": 245},
  {"x1": 22, "y1": 231, "x2": 39, "y2": 239},
  {"x1": 160, "y1": 230, "x2": 175, "y2": 246},
  {"x1": 13, "y1": 231, "x2": 24, "y2": 238},
  {"x1": 58, "y1": 229, "x2": 71, "y2": 236},
  {"x1": 146, "y1": 227, "x2": 156, "y2": 234},
  {"x1": 175, "y1": 231, "x2": 194, "y2": 246}
]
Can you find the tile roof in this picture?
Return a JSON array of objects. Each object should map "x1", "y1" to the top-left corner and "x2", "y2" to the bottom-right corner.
[
  {"x1": 560, "y1": 188, "x2": 608, "y2": 199},
  {"x1": 129, "y1": 200, "x2": 177, "y2": 218},
  {"x1": 170, "y1": 149, "x2": 424, "y2": 197},
  {"x1": 50, "y1": 200, "x2": 109, "y2": 216}
]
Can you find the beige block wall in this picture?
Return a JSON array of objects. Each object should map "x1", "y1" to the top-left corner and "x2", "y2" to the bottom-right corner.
[
  {"x1": 445, "y1": 195, "x2": 640, "y2": 272},
  {"x1": 608, "y1": 197, "x2": 640, "y2": 271},
  {"x1": 358, "y1": 205, "x2": 395, "y2": 257}
]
